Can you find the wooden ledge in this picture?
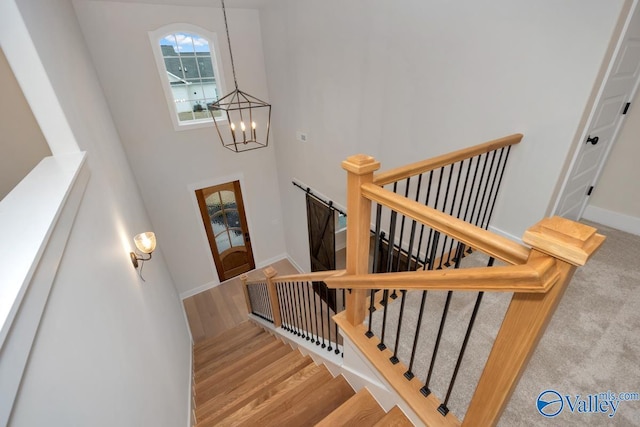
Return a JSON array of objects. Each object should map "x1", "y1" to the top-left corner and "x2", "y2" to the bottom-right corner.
[
  {"x1": 272, "y1": 269, "x2": 347, "y2": 284},
  {"x1": 373, "y1": 134, "x2": 523, "y2": 186},
  {"x1": 360, "y1": 183, "x2": 531, "y2": 265},
  {"x1": 325, "y1": 255, "x2": 559, "y2": 293},
  {"x1": 523, "y1": 216, "x2": 605, "y2": 266}
]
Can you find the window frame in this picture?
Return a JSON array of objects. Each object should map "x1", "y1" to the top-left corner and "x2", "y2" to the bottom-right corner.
[{"x1": 149, "y1": 24, "x2": 227, "y2": 131}]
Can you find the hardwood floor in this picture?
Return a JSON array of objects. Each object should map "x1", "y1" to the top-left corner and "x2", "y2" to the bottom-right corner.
[
  {"x1": 192, "y1": 322, "x2": 413, "y2": 427},
  {"x1": 183, "y1": 258, "x2": 300, "y2": 343}
]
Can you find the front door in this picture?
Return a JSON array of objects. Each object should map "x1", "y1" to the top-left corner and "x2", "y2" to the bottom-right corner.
[
  {"x1": 195, "y1": 181, "x2": 255, "y2": 281},
  {"x1": 554, "y1": 4, "x2": 640, "y2": 219}
]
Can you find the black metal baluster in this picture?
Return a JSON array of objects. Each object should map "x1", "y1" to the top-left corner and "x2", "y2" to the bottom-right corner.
[
  {"x1": 421, "y1": 242, "x2": 465, "y2": 397},
  {"x1": 285, "y1": 283, "x2": 294, "y2": 332},
  {"x1": 405, "y1": 231, "x2": 440, "y2": 380},
  {"x1": 413, "y1": 172, "x2": 433, "y2": 269},
  {"x1": 305, "y1": 281, "x2": 313, "y2": 342},
  {"x1": 462, "y1": 155, "x2": 481, "y2": 223},
  {"x1": 319, "y1": 283, "x2": 326, "y2": 349},
  {"x1": 469, "y1": 153, "x2": 490, "y2": 229},
  {"x1": 389, "y1": 177, "x2": 423, "y2": 364},
  {"x1": 485, "y1": 146, "x2": 512, "y2": 229},
  {"x1": 437, "y1": 165, "x2": 454, "y2": 268},
  {"x1": 297, "y1": 281, "x2": 306, "y2": 338},
  {"x1": 455, "y1": 157, "x2": 473, "y2": 221},
  {"x1": 378, "y1": 206, "x2": 398, "y2": 351},
  {"x1": 278, "y1": 283, "x2": 290, "y2": 332},
  {"x1": 311, "y1": 280, "x2": 320, "y2": 345},
  {"x1": 444, "y1": 161, "x2": 464, "y2": 266},
  {"x1": 393, "y1": 177, "x2": 412, "y2": 276},
  {"x1": 292, "y1": 282, "x2": 302, "y2": 336},
  {"x1": 424, "y1": 168, "x2": 444, "y2": 269},
  {"x1": 290, "y1": 282, "x2": 300, "y2": 336},
  {"x1": 407, "y1": 174, "x2": 423, "y2": 270},
  {"x1": 324, "y1": 282, "x2": 333, "y2": 352},
  {"x1": 366, "y1": 204, "x2": 384, "y2": 338},
  {"x1": 267, "y1": 283, "x2": 274, "y2": 322},
  {"x1": 439, "y1": 291, "x2": 484, "y2": 416},
  {"x1": 473, "y1": 150, "x2": 497, "y2": 228},
  {"x1": 478, "y1": 149, "x2": 503, "y2": 230},
  {"x1": 390, "y1": 289, "x2": 407, "y2": 364}
]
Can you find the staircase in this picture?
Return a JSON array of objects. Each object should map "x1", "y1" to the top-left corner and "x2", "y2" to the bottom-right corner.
[{"x1": 193, "y1": 321, "x2": 413, "y2": 426}]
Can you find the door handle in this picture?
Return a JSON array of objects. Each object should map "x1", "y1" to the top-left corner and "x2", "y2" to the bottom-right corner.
[
  {"x1": 586, "y1": 135, "x2": 599, "y2": 145},
  {"x1": 244, "y1": 233, "x2": 250, "y2": 242}
]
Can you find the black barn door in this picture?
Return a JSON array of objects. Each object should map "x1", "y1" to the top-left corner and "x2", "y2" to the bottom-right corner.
[{"x1": 306, "y1": 194, "x2": 336, "y2": 311}]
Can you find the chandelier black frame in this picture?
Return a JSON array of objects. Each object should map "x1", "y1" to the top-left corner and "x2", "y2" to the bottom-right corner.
[{"x1": 208, "y1": 0, "x2": 271, "y2": 152}]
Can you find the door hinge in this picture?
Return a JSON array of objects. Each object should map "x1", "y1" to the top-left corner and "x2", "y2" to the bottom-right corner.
[
  {"x1": 623, "y1": 102, "x2": 631, "y2": 115},
  {"x1": 587, "y1": 186, "x2": 594, "y2": 196}
]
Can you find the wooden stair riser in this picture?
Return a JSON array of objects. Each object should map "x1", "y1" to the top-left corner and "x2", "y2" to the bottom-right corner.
[{"x1": 315, "y1": 388, "x2": 385, "y2": 427}]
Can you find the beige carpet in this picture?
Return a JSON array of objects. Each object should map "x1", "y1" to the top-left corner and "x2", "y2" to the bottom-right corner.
[{"x1": 369, "y1": 221, "x2": 640, "y2": 426}]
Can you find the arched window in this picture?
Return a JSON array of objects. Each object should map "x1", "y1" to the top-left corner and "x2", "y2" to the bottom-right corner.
[{"x1": 149, "y1": 25, "x2": 226, "y2": 130}]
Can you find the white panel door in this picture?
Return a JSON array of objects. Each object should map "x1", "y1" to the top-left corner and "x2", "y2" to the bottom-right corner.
[{"x1": 555, "y1": 4, "x2": 640, "y2": 220}]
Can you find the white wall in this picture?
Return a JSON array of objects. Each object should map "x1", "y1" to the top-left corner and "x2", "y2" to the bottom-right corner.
[
  {"x1": 0, "y1": 47, "x2": 51, "y2": 200},
  {"x1": 259, "y1": 0, "x2": 625, "y2": 268},
  {"x1": 72, "y1": 1, "x2": 286, "y2": 296},
  {"x1": 584, "y1": 89, "x2": 640, "y2": 234},
  {"x1": 4, "y1": 0, "x2": 191, "y2": 425}
]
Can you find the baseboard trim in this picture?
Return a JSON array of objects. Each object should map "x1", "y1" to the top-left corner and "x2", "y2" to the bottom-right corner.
[
  {"x1": 256, "y1": 252, "x2": 290, "y2": 269},
  {"x1": 180, "y1": 253, "x2": 293, "y2": 300},
  {"x1": 582, "y1": 205, "x2": 640, "y2": 236},
  {"x1": 286, "y1": 255, "x2": 305, "y2": 274}
]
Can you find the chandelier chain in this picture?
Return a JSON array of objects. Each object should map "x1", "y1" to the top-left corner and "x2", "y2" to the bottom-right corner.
[{"x1": 221, "y1": 0, "x2": 238, "y2": 89}]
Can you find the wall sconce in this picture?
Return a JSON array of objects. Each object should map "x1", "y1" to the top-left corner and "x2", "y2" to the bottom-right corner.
[{"x1": 130, "y1": 232, "x2": 156, "y2": 281}]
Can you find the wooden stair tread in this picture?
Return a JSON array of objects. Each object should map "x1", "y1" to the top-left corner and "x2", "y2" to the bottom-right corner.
[
  {"x1": 373, "y1": 406, "x2": 414, "y2": 427},
  {"x1": 195, "y1": 342, "x2": 292, "y2": 405},
  {"x1": 194, "y1": 326, "x2": 265, "y2": 367},
  {"x1": 195, "y1": 335, "x2": 285, "y2": 385},
  {"x1": 195, "y1": 349, "x2": 313, "y2": 422},
  {"x1": 194, "y1": 321, "x2": 257, "y2": 351},
  {"x1": 215, "y1": 363, "x2": 330, "y2": 427},
  {"x1": 258, "y1": 375, "x2": 355, "y2": 426},
  {"x1": 315, "y1": 387, "x2": 385, "y2": 427},
  {"x1": 230, "y1": 363, "x2": 334, "y2": 427}
]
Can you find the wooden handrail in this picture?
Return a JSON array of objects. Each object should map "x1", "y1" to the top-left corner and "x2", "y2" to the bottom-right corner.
[
  {"x1": 324, "y1": 254, "x2": 559, "y2": 293},
  {"x1": 272, "y1": 269, "x2": 346, "y2": 284},
  {"x1": 361, "y1": 182, "x2": 530, "y2": 265},
  {"x1": 373, "y1": 134, "x2": 523, "y2": 186}
]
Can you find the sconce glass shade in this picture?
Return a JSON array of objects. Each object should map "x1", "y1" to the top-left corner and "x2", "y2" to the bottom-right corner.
[{"x1": 134, "y1": 232, "x2": 156, "y2": 254}]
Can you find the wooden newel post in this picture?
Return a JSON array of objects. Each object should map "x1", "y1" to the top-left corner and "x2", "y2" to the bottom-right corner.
[
  {"x1": 464, "y1": 216, "x2": 605, "y2": 426},
  {"x1": 342, "y1": 154, "x2": 381, "y2": 325},
  {"x1": 264, "y1": 266, "x2": 282, "y2": 328},
  {"x1": 240, "y1": 274, "x2": 252, "y2": 314}
]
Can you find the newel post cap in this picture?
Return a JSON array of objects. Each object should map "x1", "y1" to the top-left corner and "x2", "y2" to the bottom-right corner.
[
  {"x1": 342, "y1": 154, "x2": 381, "y2": 175},
  {"x1": 522, "y1": 216, "x2": 605, "y2": 266},
  {"x1": 263, "y1": 266, "x2": 278, "y2": 279}
]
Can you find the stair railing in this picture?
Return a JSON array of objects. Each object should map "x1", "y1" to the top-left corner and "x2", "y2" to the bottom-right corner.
[
  {"x1": 240, "y1": 134, "x2": 604, "y2": 426},
  {"x1": 326, "y1": 148, "x2": 604, "y2": 426}
]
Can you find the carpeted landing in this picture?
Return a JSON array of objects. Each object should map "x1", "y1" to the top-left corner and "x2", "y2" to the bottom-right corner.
[{"x1": 368, "y1": 221, "x2": 639, "y2": 426}]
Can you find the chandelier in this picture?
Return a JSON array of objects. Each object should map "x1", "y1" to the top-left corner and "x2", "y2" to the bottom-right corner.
[{"x1": 208, "y1": 0, "x2": 271, "y2": 152}]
